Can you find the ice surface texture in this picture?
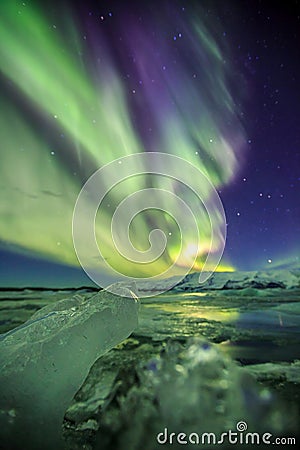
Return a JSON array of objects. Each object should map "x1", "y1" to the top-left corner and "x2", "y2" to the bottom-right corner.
[
  {"x1": 0, "y1": 284, "x2": 139, "y2": 450},
  {"x1": 107, "y1": 338, "x2": 296, "y2": 450}
]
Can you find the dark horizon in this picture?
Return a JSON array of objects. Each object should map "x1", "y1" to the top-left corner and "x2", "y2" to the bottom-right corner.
[{"x1": 0, "y1": 246, "x2": 299, "y2": 289}]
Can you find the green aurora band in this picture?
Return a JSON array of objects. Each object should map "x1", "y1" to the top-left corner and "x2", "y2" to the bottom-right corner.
[{"x1": 0, "y1": 1, "x2": 246, "y2": 278}]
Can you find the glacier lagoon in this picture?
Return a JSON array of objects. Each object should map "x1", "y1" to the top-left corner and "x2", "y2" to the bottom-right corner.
[{"x1": 0, "y1": 270, "x2": 299, "y2": 449}]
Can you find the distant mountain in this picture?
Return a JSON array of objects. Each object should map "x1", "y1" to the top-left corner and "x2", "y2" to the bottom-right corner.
[
  {"x1": 138, "y1": 269, "x2": 300, "y2": 293},
  {"x1": 0, "y1": 268, "x2": 299, "y2": 295}
]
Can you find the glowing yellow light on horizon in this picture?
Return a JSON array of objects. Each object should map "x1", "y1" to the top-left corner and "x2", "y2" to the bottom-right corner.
[{"x1": 184, "y1": 243, "x2": 200, "y2": 258}]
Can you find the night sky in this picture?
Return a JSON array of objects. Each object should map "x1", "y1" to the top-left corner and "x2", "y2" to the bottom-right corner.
[{"x1": 0, "y1": 0, "x2": 299, "y2": 287}]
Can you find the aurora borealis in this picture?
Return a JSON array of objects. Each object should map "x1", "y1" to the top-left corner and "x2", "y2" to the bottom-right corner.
[{"x1": 0, "y1": 0, "x2": 299, "y2": 287}]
